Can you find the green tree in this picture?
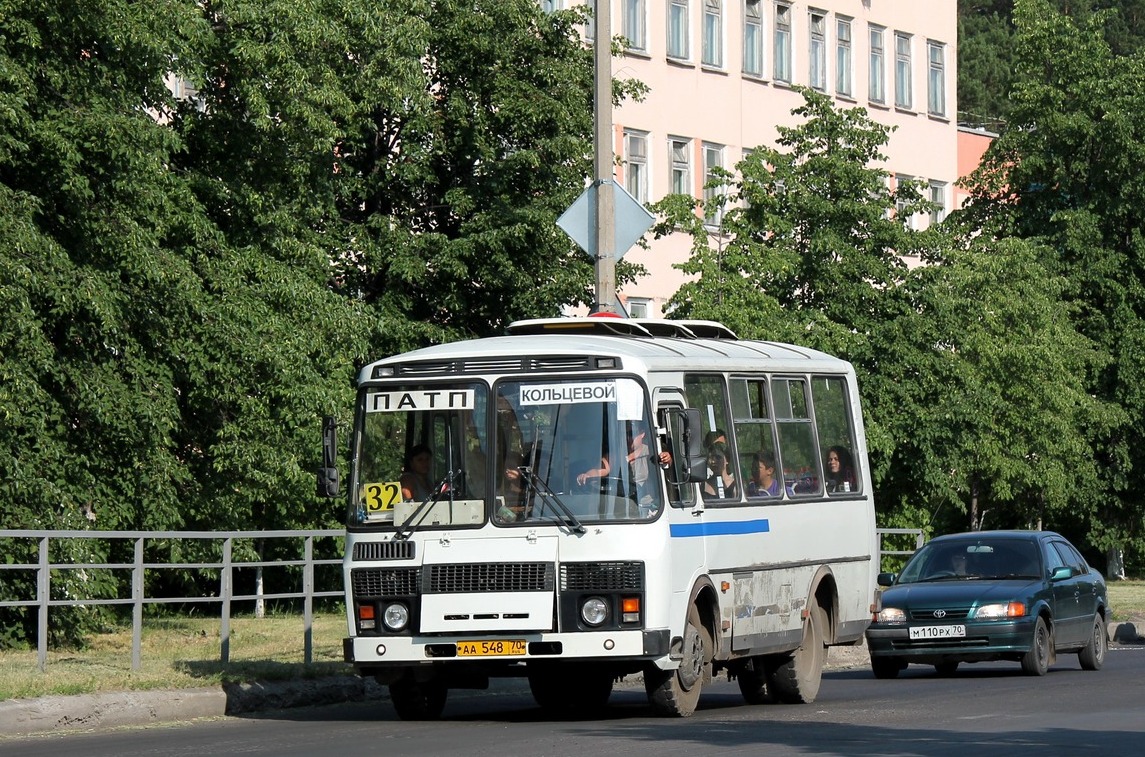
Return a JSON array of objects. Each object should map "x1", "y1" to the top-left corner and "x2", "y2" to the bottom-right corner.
[{"x1": 963, "y1": 0, "x2": 1145, "y2": 571}]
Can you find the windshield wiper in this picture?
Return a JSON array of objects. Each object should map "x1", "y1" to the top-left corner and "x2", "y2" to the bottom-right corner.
[
  {"x1": 515, "y1": 466, "x2": 585, "y2": 535},
  {"x1": 394, "y1": 470, "x2": 458, "y2": 541}
]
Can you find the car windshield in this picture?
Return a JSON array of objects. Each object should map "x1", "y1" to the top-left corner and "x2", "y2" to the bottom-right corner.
[
  {"x1": 897, "y1": 538, "x2": 1043, "y2": 583},
  {"x1": 492, "y1": 377, "x2": 663, "y2": 525}
]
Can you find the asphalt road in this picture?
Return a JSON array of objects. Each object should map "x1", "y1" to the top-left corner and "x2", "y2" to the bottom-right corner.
[{"x1": 4, "y1": 645, "x2": 1144, "y2": 757}]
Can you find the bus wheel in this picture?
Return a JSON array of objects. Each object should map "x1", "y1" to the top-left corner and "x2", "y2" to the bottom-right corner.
[
  {"x1": 766, "y1": 603, "x2": 826, "y2": 704},
  {"x1": 646, "y1": 605, "x2": 709, "y2": 717},
  {"x1": 736, "y1": 656, "x2": 772, "y2": 705},
  {"x1": 528, "y1": 665, "x2": 613, "y2": 715},
  {"x1": 389, "y1": 677, "x2": 448, "y2": 721}
]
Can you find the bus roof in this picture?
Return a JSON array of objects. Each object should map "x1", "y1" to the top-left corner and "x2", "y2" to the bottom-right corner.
[{"x1": 358, "y1": 319, "x2": 850, "y2": 383}]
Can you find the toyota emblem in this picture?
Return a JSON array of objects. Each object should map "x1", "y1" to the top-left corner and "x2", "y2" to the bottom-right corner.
[{"x1": 932, "y1": 609, "x2": 947, "y2": 618}]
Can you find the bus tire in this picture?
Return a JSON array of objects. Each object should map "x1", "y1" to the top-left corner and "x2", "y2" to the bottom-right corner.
[
  {"x1": 736, "y1": 656, "x2": 772, "y2": 705},
  {"x1": 646, "y1": 605, "x2": 710, "y2": 717},
  {"x1": 528, "y1": 664, "x2": 613, "y2": 714},
  {"x1": 767, "y1": 603, "x2": 826, "y2": 704},
  {"x1": 389, "y1": 678, "x2": 448, "y2": 720}
]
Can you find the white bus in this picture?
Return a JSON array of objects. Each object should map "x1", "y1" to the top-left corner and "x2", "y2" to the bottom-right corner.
[{"x1": 321, "y1": 317, "x2": 878, "y2": 719}]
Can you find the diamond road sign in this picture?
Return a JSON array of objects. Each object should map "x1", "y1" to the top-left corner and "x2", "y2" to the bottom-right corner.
[{"x1": 557, "y1": 180, "x2": 655, "y2": 259}]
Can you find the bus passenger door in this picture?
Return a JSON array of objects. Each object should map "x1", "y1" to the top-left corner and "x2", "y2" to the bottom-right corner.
[{"x1": 657, "y1": 399, "x2": 708, "y2": 630}]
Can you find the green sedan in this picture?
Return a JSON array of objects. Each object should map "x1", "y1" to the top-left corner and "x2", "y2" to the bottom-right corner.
[{"x1": 866, "y1": 530, "x2": 1108, "y2": 678}]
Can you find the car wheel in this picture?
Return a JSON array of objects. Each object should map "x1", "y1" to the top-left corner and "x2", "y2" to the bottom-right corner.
[
  {"x1": 736, "y1": 656, "x2": 772, "y2": 705},
  {"x1": 934, "y1": 660, "x2": 959, "y2": 677},
  {"x1": 1078, "y1": 614, "x2": 1107, "y2": 671},
  {"x1": 766, "y1": 603, "x2": 827, "y2": 703},
  {"x1": 646, "y1": 604, "x2": 710, "y2": 717},
  {"x1": 870, "y1": 656, "x2": 903, "y2": 680},
  {"x1": 1020, "y1": 616, "x2": 1051, "y2": 676}
]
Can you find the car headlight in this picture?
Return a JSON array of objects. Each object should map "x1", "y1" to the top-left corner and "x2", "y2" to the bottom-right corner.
[
  {"x1": 382, "y1": 602, "x2": 410, "y2": 631},
  {"x1": 877, "y1": 607, "x2": 906, "y2": 623},
  {"x1": 580, "y1": 597, "x2": 609, "y2": 627},
  {"x1": 974, "y1": 602, "x2": 1027, "y2": 619}
]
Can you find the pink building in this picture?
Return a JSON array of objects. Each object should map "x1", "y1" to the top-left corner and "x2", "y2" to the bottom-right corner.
[{"x1": 554, "y1": 1, "x2": 961, "y2": 317}]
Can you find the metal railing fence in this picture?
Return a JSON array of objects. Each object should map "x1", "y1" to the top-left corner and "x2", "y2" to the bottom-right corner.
[
  {"x1": 877, "y1": 528, "x2": 927, "y2": 572},
  {"x1": 0, "y1": 529, "x2": 343, "y2": 671},
  {"x1": 1, "y1": 527, "x2": 922, "y2": 672}
]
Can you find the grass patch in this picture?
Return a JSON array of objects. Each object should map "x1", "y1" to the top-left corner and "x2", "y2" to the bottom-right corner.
[
  {"x1": 0, "y1": 612, "x2": 352, "y2": 701},
  {"x1": 1108, "y1": 580, "x2": 1145, "y2": 622}
]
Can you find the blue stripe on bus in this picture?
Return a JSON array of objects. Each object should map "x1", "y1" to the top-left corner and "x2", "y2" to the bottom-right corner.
[{"x1": 669, "y1": 520, "x2": 770, "y2": 538}]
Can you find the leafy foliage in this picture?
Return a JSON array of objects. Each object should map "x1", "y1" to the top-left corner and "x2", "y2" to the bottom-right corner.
[{"x1": 962, "y1": 0, "x2": 1145, "y2": 570}]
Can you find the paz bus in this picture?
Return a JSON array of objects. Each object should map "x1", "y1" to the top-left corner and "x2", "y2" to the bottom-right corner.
[{"x1": 319, "y1": 317, "x2": 878, "y2": 719}]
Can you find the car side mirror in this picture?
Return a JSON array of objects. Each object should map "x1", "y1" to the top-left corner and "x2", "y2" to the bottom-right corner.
[
  {"x1": 1050, "y1": 566, "x2": 1073, "y2": 582},
  {"x1": 316, "y1": 415, "x2": 341, "y2": 498},
  {"x1": 682, "y1": 408, "x2": 708, "y2": 483},
  {"x1": 877, "y1": 572, "x2": 897, "y2": 587}
]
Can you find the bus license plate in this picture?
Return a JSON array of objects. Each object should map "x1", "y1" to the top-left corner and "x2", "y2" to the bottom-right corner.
[
  {"x1": 909, "y1": 625, "x2": 966, "y2": 640},
  {"x1": 456, "y1": 639, "x2": 527, "y2": 657}
]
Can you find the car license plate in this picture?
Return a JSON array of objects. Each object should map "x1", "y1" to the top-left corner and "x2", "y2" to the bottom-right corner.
[
  {"x1": 456, "y1": 639, "x2": 527, "y2": 657},
  {"x1": 909, "y1": 624, "x2": 966, "y2": 640}
]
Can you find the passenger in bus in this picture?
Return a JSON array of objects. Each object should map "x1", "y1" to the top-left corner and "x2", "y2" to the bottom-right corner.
[
  {"x1": 704, "y1": 429, "x2": 728, "y2": 450},
  {"x1": 703, "y1": 446, "x2": 738, "y2": 500},
  {"x1": 576, "y1": 423, "x2": 670, "y2": 489},
  {"x1": 399, "y1": 445, "x2": 434, "y2": 501},
  {"x1": 824, "y1": 445, "x2": 856, "y2": 493},
  {"x1": 746, "y1": 450, "x2": 790, "y2": 498}
]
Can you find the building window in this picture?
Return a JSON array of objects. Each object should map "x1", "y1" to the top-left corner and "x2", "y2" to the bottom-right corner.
[
  {"x1": 540, "y1": 0, "x2": 563, "y2": 12},
  {"x1": 774, "y1": 3, "x2": 792, "y2": 83},
  {"x1": 744, "y1": 0, "x2": 764, "y2": 77},
  {"x1": 929, "y1": 181, "x2": 947, "y2": 226},
  {"x1": 894, "y1": 31, "x2": 912, "y2": 109},
  {"x1": 627, "y1": 298, "x2": 652, "y2": 319},
  {"x1": 625, "y1": 130, "x2": 649, "y2": 203},
  {"x1": 895, "y1": 173, "x2": 915, "y2": 229},
  {"x1": 927, "y1": 40, "x2": 946, "y2": 117},
  {"x1": 703, "y1": 0, "x2": 723, "y2": 67},
  {"x1": 669, "y1": 137, "x2": 692, "y2": 196},
  {"x1": 836, "y1": 17, "x2": 852, "y2": 97},
  {"x1": 624, "y1": 0, "x2": 647, "y2": 51},
  {"x1": 869, "y1": 25, "x2": 885, "y2": 104},
  {"x1": 809, "y1": 11, "x2": 826, "y2": 91},
  {"x1": 668, "y1": 0, "x2": 689, "y2": 60},
  {"x1": 703, "y1": 142, "x2": 725, "y2": 227}
]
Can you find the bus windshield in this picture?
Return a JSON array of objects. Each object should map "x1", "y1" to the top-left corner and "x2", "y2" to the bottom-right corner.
[
  {"x1": 493, "y1": 377, "x2": 663, "y2": 524},
  {"x1": 349, "y1": 376, "x2": 663, "y2": 528},
  {"x1": 352, "y1": 382, "x2": 489, "y2": 527}
]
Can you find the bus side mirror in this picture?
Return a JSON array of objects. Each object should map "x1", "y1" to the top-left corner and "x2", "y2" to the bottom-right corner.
[
  {"x1": 682, "y1": 408, "x2": 708, "y2": 483},
  {"x1": 317, "y1": 415, "x2": 341, "y2": 498}
]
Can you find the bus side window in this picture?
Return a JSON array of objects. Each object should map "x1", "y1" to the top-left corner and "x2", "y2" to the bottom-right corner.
[
  {"x1": 773, "y1": 377, "x2": 822, "y2": 496},
  {"x1": 811, "y1": 375, "x2": 860, "y2": 495}
]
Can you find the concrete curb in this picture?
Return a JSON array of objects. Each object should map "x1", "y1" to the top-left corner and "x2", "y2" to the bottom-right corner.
[{"x1": 0, "y1": 687, "x2": 228, "y2": 735}]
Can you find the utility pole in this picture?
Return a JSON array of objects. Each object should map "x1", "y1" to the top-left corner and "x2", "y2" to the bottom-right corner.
[{"x1": 592, "y1": 0, "x2": 615, "y2": 314}]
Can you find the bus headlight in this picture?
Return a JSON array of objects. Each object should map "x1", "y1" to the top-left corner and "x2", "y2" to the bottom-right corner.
[
  {"x1": 580, "y1": 597, "x2": 608, "y2": 627},
  {"x1": 383, "y1": 602, "x2": 410, "y2": 632}
]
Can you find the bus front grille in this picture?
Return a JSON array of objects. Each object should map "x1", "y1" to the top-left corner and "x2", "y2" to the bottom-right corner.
[
  {"x1": 353, "y1": 540, "x2": 415, "y2": 561},
  {"x1": 561, "y1": 561, "x2": 644, "y2": 591},
  {"x1": 351, "y1": 567, "x2": 421, "y2": 598},
  {"x1": 426, "y1": 562, "x2": 554, "y2": 593}
]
